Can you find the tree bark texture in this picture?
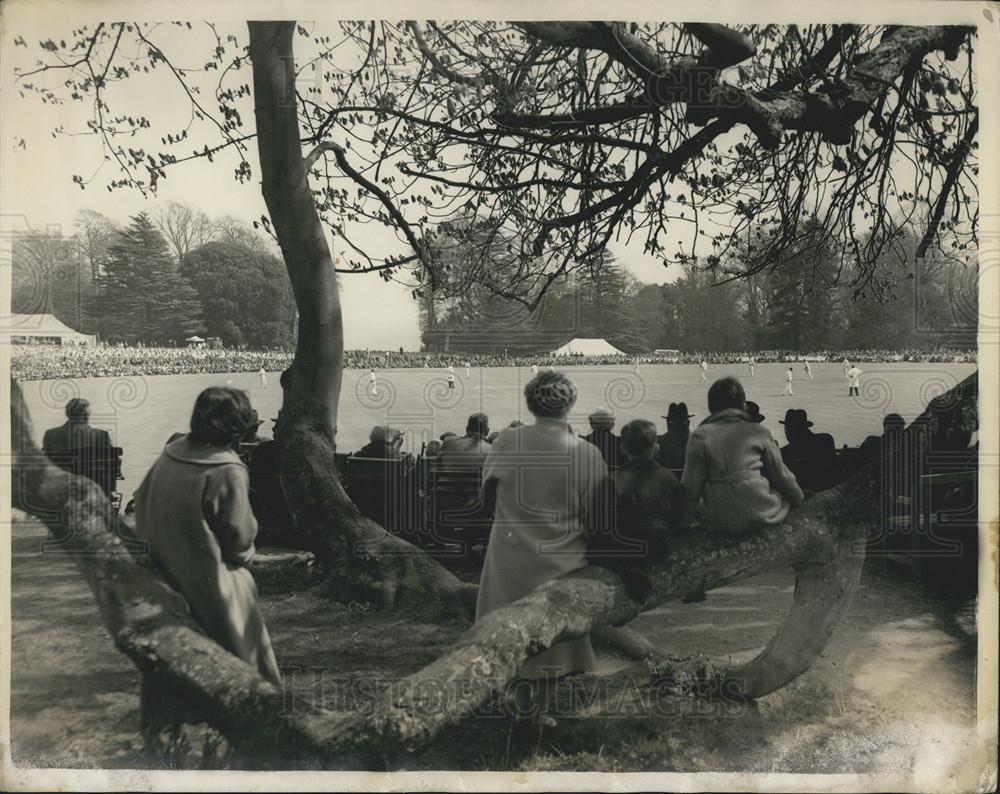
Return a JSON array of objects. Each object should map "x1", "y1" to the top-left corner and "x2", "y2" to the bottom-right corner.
[{"x1": 247, "y1": 21, "x2": 472, "y2": 616}]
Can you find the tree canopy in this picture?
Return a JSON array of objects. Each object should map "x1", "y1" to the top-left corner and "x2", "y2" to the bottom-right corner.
[
  {"x1": 13, "y1": 21, "x2": 977, "y2": 308},
  {"x1": 182, "y1": 240, "x2": 296, "y2": 348}
]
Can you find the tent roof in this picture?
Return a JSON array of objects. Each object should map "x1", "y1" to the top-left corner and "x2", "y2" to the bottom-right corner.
[
  {"x1": 4, "y1": 313, "x2": 91, "y2": 337},
  {"x1": 186, "y1": 335, "x2": 206, "y2": 342},
  {"x1": 551, "y1": 337, "x2": 625, "y2": 356}
]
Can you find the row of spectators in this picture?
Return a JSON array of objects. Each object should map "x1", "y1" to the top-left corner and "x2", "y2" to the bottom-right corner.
[{"x1": 11, "y1": 343, "x2": 977, "y2": 381}]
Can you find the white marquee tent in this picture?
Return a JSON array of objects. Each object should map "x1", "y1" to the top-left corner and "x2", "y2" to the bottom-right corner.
[
  {"x1": 551, "y1": 337, "x2": 625, "y2": 356},
  {"x1": 5, "y1": 313, "x2": 96, "y2": 346}
]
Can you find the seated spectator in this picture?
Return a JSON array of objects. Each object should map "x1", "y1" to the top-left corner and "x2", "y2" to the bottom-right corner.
[
  {"x1": 580, "y1": 407, "x2": 621, "y2": 469},
  {"x1": 779, "y1": 409, "x2": 838, "y2": 493},
  {"x1": 609, "y1": 419, "x2": 683, "y2": 561},
  {"x1": 355, "y1": 425, "x2": 407, "y2": 459},
  {"x1": 439, "y1": 431, "x2": 458, "y2": 445},
  {"x1": 347, "y1": 428, "x2": 413, "y2": 532},
  {"x1": 477, "y1": 370, "x2": 605, "y2": 726},
  {"x1": 132, "y1": 387, "x2": 280, "y2": 684},
  {"x1": 858, "y1": 413, "x2": 905, "y2": 464},
  {"x1": 655, "y1": 402, "x2": 692, "y2": 471},
  {"x1": 682, "y1": 377, "x2": 803, "y2": 533},
  {"x1": 437, "y1": 413, "x2": 491, "y2": 472},
  {"x1": 42, "y1": 398, "x2": 117, "y2": 496},
  {"x1": 424, "y1": 439, "x2": 443, "y2": 458}
]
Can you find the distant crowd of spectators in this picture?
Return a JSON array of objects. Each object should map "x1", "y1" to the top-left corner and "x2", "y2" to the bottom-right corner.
[{"x1": 10, "y1": 342, "x2": 977, "y2": 381}]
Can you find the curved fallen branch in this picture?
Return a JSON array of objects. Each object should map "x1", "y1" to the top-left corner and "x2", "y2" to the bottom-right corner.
[{"x1": 10, "y1": 371, "x2": 978, "y2": 766}]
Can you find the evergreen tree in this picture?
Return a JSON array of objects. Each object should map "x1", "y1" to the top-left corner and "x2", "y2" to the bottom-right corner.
[
  {"x1": 182, "y1": 241, "x2": 296, "y2": 348},
  {"x1": 95, "y1": 212, "x2": 202, "y2": 343}
]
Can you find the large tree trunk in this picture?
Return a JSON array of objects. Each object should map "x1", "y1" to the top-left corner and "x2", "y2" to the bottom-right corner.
[
  {"x1": 247, "y1": 21, "x2": 472, "y2": 616},
  {"x1": 11, "y1": 372, "x2": 977, "y2": 766}
]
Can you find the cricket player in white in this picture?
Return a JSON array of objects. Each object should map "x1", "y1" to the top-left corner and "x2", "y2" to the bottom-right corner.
[
  {"x1": 369, "y1": 368, "x2": 378, "y2": 396},
  {"x1": 447, "y1": 371, "x2": 456, "y2": 390},
  {"x1": 259, "y1": 367, "x2": 268, "y2": 389},
  {"x1": 843, "y1": 358, "x2": 850, "y2": 378},
  {"x1": 847, "y1": 365, "x2": 863, "y2": 397},
  {"x1": 803, "y1": 360, "x2": 813, "y2": 379},
  {"x1": 464, "y1": 361, "x2": 471, "y2": 379},
  {"x1": 699, "y1": 359, "x2": 708, "y2": 382},
  {"x1": 748, "y1": 356, "x2": 756, "y2": 377},
  {"x1": 783, "y1": 366, "x2": 795, "y2": 396},
  {"x1": 531, "y1": 364, "x2": 539, "y2": 375}
]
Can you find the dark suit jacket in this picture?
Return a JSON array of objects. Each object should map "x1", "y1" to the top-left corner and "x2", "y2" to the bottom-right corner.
[
  {"x1": 581, "y1": 429, "x2": 622, "y2": 469},
  {"x1": 43, "y1": 421, "x2": 113, "y2": 457},
  {"x1": 781, "y1": 431, "x2": 838, "y2": 492},
  {"x1": 42, "y1": 421, "x2": 116, "y2": 494},
  {"x1": 655, "y1": 429, "x2": 689, "y2": 471}
]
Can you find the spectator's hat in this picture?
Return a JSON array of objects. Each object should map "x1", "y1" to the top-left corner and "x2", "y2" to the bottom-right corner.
[
  {"x1": 779, "y1": 408, "x2": 813, "y2": 427},
  {"x1": 746, "y1": 401, "x2": 765, "y2": 423},
  {"x1": 662, "y1": 402, "x2": 693, "y2": 421},
  {"x1": 588, "y1": 407, "x2": 615, "y2": 428},
  {"x1": 439, "y1": 431, "x2": 458, "y2": 442}
]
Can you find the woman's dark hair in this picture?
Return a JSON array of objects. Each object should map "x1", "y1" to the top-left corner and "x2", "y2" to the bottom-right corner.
[
  {"x1": 707, "y1": 377, "x2": 746, "y2": 414},
  {"x1": 189, "y1": 387, "x2": 259, "y2": 447}
]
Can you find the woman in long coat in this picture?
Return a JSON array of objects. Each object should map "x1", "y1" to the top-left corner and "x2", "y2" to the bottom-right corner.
[
  {"x1": 682, "y1": 377, "x2": 804, "y2": 533},
  {"x1": 476, "y1": 370, "x2": 609, "y2": 723},
  {"x1": 133, "y1": 387, "x2": 280, "y2": 685}
]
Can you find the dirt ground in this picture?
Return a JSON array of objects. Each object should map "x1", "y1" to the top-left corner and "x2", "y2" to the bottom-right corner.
[{"x1": 7, "y1": 518, "x2": 978, "y2": 777}]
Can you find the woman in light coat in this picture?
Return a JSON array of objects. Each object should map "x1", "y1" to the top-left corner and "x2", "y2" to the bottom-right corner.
[
  {"x1": 682, "y1": 377, "x2": 804, "y2": 533},
  {"x1": 133, "y1": 387, "x2": 280, "y2": 685},
  {"x1": 477, "y1": 370, "x2": 609, "y2": 726}
]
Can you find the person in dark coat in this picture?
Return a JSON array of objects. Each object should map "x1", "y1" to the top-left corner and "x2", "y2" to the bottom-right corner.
[
  {"x1": 655, "y1": 402, "x2": 692, "y2": 472},
  {"x1": 43, "y1": 398, "x2": 116, "y2": 495},
  {"x1": 604, "y1": 419, "x2": 683, "y2": 564},
  {"x1": 580, "y1": 407, "x2": 621, "y2": 469},
  {"x1": 779, "y1": 409, "x2": 839, "y2": 493}
]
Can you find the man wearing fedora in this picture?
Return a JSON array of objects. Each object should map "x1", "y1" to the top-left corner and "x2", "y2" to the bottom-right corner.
[
  {"x1": 581, "y1": 407, "x2": 622, "y2": 469},
  {"x1": 655, "y1": 402, "x2": 693, "y2": 472},
  {"x1": 779, "y1": 409, "x2": 838, "y2": 493}
]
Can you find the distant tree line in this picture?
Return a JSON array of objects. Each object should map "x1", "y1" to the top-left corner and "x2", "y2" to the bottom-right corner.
[
  {"x1": 10, "y1": 202, "x2": 297, "y2": 348},
  {"x1": 420, "y1": 217, "x2": 977, "y2": 354}
]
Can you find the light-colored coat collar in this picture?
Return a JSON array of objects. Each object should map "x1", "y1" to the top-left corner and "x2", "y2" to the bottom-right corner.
[{"x1": 164, "y1": 435, "x2": 244, "y2": 466}]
